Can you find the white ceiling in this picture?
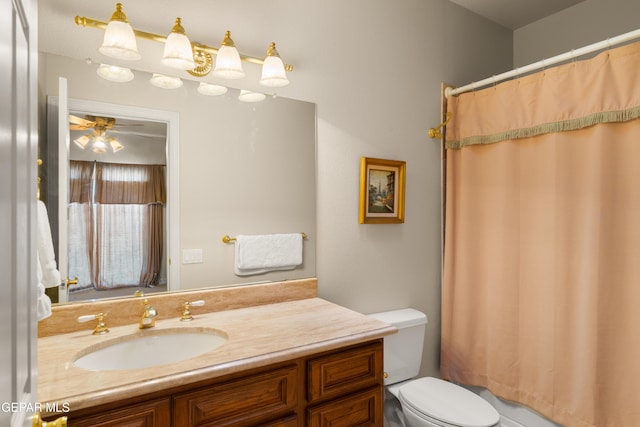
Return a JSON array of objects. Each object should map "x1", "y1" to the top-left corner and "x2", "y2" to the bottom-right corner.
[{"x1": 448, "y1": 0, "x2": 586, "y2": 29}]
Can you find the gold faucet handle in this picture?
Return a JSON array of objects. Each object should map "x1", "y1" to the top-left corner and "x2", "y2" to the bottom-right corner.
[
  {"x1": 33, "y1": 413, "x2": 67, "y2": 427},
  {"x1": 180, "y1": 300, "x2": 205, "y2": 322},
  {"x1": 77, "y1": 312, "x2": 109, "y2": 335}
]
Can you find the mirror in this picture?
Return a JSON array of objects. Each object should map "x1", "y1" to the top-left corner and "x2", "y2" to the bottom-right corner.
[{"x1": 40, "y1": 52, "x2": 316, "y2": 304}]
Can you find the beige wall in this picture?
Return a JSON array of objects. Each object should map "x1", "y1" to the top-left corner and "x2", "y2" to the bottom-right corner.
[{"x1": 40, "y1": 0, "x2": 514, "y2": 378}]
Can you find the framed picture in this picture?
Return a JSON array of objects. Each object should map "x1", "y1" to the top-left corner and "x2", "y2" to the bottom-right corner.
[{"x1": 359, "y1": 157, "x2": 406, "y2": 224}]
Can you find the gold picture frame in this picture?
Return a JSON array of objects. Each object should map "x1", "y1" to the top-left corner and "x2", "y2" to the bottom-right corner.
[{"x1": 359, "y1": 157, "x2": 406, "y2": 224}]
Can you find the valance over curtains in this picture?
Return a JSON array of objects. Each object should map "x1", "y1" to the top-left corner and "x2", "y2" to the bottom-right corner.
[{"x1": 441, "y1": 42, "x2": 640, "y2": 427}]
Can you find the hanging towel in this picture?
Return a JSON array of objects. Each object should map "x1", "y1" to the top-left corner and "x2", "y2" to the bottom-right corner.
[
  {"x1": 234, "y1": 233, "x2": 303, "y2": 276},
  {"x1": 36, "y1": 253, "x2": 52, "y2": 321},
  {"x1": 37, "y1": 200, "x2": 61, "y2": 288}
]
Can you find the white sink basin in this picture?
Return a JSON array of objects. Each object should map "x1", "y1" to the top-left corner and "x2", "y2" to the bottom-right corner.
[{"x1": 73, "y1": 328, "x2": 228, "y2": 371}]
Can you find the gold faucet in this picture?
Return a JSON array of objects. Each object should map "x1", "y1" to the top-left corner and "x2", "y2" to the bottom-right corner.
[
  {"x1": 180, "y1": 300, "x2": 205, "y2": 322},
  {"x1": 77, "y1": 313, "x2": 109, "y2": 335},
  {"x1": 139, "y1": 299, "x2": 158, "y2": 329}
]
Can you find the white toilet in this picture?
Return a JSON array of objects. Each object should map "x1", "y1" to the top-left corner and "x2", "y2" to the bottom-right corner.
[{"x1": 369, "y1": 308, "x2": 500, "y2": 427}]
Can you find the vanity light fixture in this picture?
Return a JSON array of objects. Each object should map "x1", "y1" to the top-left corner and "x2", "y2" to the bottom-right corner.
[
  {"x1": 150, "y1": 73, "x2": 183, "y2": 89},
  {"x1": 98, "y1": 3, "x2": 140, "y2": 61},
  {"x1": 162, "y1": 18, "x2": 196, "y2": 71},
  {"x1": 238, "y1": 90, "x2": 267, "y2": 102},
  {"x1": 76, "y1": 3, "x2": 294, "y2": 87},
  {"x1": 96, "y1": 63, "x2": 134, "y2": 82},
  {"x1": 259, "y1": 43, "x2": 289, "y2": 87},
  {"x1": 212, "y1": 31, "x2": 245, "y2": 79}
]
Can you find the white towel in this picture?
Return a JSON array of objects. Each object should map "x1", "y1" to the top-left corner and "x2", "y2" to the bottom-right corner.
[
  {"x1": 37, "y1": 200, "x2": 61, "y2": 288},
  {"x1": 36, "y1": 253, "x2": 52, "y2": 321},
  {"x1": 234, "y1": 233, "x2": 303, "y2": 276}
]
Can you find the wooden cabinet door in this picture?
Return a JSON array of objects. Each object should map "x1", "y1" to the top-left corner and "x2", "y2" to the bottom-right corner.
[
  {"x1": 307, "y1": 386, "x2": 383, "y2": 427},
  {"x1": 173, "y1": 365, "x2": 298, "y2": 427},
  {"x1": 67, "y1": 398, "x2": 171, "y2": 427},
  {"x1": 307, "y1": 341, "x2": 383, "y2": 403}
]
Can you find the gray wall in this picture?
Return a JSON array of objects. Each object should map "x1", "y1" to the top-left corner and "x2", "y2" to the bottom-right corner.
[
  {"x1": 514, "y1": 0, "x2": 640, "y2": 66},
  {"x1": 289, "y1": 0, "x2": 512, "y2": 378}
]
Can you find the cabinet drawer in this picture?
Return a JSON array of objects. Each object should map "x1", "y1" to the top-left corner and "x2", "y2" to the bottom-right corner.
[
  {"x1": 67, "y1": 398, "x2": 171, "y2": 427},
  {"x1": 307, "y1": 386, "x2": 383, "y2": 427},
  {"x1": 307, "y1": 341, "x2": 383, "y2": 403},
  {"x1": 173, "y1": 364, "x2": 298, "y2": 427}
]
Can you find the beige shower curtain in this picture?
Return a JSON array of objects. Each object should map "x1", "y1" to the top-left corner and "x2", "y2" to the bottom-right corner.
[{"x1": 441, "y1": 42, "x2": 640, "y2": 427}]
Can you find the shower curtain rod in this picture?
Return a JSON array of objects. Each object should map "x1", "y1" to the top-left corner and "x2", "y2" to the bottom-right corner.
[{"x1": 445, "y1": 28, "x2": 640, "y2": 97}]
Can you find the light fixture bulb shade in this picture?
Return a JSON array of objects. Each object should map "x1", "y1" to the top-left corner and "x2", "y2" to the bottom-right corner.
[
  {"x1": 109, "y1": 138, "x2": 124, "y2": 152},
  {"x1": 238, "y1": 90, "x2": 266, "y2": 102},
  {"x1": 260, "y1": 55, "x2": 290, "y2": 87},
  {"x1": 92, "y1": 136, "x2": 108, "y2": 153},
  {"x1": 212, "y1": 31, "x2": 245, "y2": 79},
  {"x1": 197, "y1": 82, "x2": 228, "y2": 96},
  {"x1": 150, "y1": 73, "x2": 183, "y2": 89},
  {"x1": 100, "y1": 19, "x2": 141, "y2": 60},
  {"x1": 74, "y1": 135, "x2": 91, "y2": 149},
  {"x1": 162, "y1": 19, "x2": 195, "y2": 70},
  {"x1": 96, "y1": 64, "x2": 134, "y2": 82}
]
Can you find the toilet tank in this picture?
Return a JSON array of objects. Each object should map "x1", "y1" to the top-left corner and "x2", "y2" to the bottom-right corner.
[{"x1": 368, "y1": 308, "x2": 427, "y2": 385}]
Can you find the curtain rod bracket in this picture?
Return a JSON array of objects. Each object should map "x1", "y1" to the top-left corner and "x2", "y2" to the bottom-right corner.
[{"x1": 429, "y1": 112, "x2": 452, "y2": 139}]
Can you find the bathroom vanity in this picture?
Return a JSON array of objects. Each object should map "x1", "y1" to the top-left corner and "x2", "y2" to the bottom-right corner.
[{"x1": 38, "y1": 280, "x2": 395, "y2": 426}]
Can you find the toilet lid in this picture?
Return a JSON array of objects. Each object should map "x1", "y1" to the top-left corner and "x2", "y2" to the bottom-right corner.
[{"x1": 398, "y1": 377, "x2": 500, "y2": 427}]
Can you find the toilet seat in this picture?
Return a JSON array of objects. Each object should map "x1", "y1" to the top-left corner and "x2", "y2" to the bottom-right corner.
[{"x1": 398, "y1": 377, "x2": 500, "y2": 427}]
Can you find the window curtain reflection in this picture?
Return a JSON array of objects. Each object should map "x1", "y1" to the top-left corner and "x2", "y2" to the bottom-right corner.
[
  {"x1": 441, "y1": 42, "x2": 640, "y2": 427},
  {"x1": 68, "y1": 160, "x2": 166, "y2": 290}
]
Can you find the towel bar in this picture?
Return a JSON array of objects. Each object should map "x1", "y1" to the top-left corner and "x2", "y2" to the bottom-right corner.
[{"x1": 222, "y1": 232, "x2": 307, "y2": 243}]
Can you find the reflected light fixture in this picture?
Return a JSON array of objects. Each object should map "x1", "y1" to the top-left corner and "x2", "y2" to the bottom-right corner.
[
  {"x1": 150, "y1": 73, "x2": 183, "y2": 89},
  {"x1": 76, "y1": 4, "x2": 294, "y2": 87},
  {"x1": 96, "y1": 63, "x2": 134, "y2": 82},
  {"x1": 74, "y1": 128, "x2": 124, "y2": 153},
  {"x1": 98, "y1": 3, "x2": 141, "y2": 60},
  {"x1": 259, "y1": 43, "x2": 289, "y2": 87},
  {"x1": 197, "y1": 82, "x2": 228, "y2": 96},
  {"x1": 212, "y1": 31, "x2": 245, "y2": 79},
  {"x1": 162, "y1": 18, "x2": 196, "y2": 70},
  {"x1": 238, "y1": 90, "x2": 266, "y2": 102}
]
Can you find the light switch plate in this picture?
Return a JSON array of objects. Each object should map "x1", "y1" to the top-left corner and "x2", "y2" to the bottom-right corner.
[{"x1": 182, "y1": 249, "x2": 203, "y2": 264}]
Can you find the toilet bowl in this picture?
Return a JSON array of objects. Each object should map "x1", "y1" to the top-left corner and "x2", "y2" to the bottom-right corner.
[{"x1": 368, "y1": 309, "x2": 500, "y2": 427}]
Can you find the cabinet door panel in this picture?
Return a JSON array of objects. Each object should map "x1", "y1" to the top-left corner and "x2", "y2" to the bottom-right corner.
[
  {"x1": 67, "y1": 398, "x2": 171, "y2": 427},
  {"x1": 308, "y1": 341, "x2": 382, "y2": 403},
  {"x1": 307, "y1": 386, "x2": 383, "y2": 427},
  {"x1": 173, "y1": 364, "x2": 298, "y2": 427}
]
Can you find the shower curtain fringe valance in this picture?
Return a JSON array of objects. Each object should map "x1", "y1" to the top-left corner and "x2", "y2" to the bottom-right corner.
[
  {"x1": 446, "y1": 28, "x2": 640, "y2": 97},
  {"x1": 445, "y1": 40, "x2": 640, "y2": 150},
  {"x1": 446, "y1": 105, "x2": 640, "y2": 150}
]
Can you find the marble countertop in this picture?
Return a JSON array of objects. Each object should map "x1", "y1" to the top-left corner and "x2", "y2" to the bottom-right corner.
[{"x1": 38, "y1": 297, "x2": 396, "y2": 413}]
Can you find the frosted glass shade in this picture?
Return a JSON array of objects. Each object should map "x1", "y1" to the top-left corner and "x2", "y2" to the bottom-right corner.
[
  {"x1": 162, "y1": 32, "x2": 195, "y2": 70},
  {"x1": 99, "y1": 20, "x2": 141, "y2": 61},
  {"x1": 96, "y1": 64, "x2": 134, "y2": 82},
  {"x1": 212, "y1": 45, "x2": 245, "y2": 79},
  {"x1": 238, "y1": 90, "x2": 266, "y2": 102},
  {"x1": 260, "y1": 55, "x2": 289, "y2": 87},
  {"x1": 74, "y1": 135, "x2": 91, "y2": 149},
  {"x1": 92, "y1": 136, "x2": 108, "y2": 154},
  {"x1": 150, "y1": 74, "x2": 183, "y2": 89},
  {"x1": 109, "y1": 139, "x2": 124, "y2": 152},
  {"x1": 197, "y1": 82, "x2": 228, "y2": 96}
]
